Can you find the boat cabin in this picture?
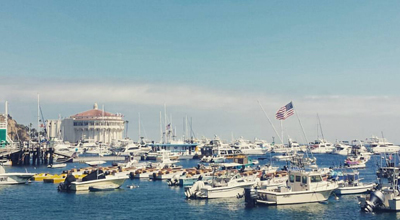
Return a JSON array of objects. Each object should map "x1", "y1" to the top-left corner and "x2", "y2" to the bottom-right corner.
[{"x1": 288, "y1": 170, "x2": 326, "y2": 191}]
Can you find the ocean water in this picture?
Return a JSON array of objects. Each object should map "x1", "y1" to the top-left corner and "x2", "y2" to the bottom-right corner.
[{"x1": 1, "y1": 154, "x2": 400, "y2": 220}]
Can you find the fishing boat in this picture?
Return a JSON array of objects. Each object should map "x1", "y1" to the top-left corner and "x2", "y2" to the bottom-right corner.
[
  {"x1": 358, "y1": 153, "x2": 400, "y2": 212},
  {"x1": 330, "y1": 169, "x2": 375, "y2": 195},
  {"x1": 253, "y1": 168, "x2": 337, "y2": 205},
  {"x1": 0, "y1": 166, "x2": 36, "y2": 185}
]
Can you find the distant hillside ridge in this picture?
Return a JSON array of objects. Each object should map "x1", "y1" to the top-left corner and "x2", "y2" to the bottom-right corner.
[{"x1": 0, "y1": 114, "x2": 30, "y2": 142}]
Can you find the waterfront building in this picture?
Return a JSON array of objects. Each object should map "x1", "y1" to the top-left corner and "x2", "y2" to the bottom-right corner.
[{"x1": 47, "y1": 103, "x2": 125, "y2": 144}]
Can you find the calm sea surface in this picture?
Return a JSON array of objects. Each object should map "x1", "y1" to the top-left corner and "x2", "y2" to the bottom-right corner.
[{"x1": 1, "y1": 154, "x2": 399, "y2": 220}]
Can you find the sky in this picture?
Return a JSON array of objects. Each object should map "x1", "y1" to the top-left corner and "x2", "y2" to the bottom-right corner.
[{"x1": 1, "y1": 1, "x2": 400, "y2": 144}]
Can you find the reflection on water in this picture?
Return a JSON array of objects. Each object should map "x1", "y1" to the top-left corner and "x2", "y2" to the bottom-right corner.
[{"x1": 187, "y1": 197, "x2": 244, "y2": 211}]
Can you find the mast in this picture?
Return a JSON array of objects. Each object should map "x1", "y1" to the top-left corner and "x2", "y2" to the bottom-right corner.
[
  {"x1": 159, "y1": 111, "x2": 162, "y2": 143},
  {"x1": 317, "y1": 113, "x2": 325, "y2": 141},
  {"x1": 257, "y1": 100, "x2": 283, "y2": 144},
  {"x1": 102, "y1": 104, "x2": 105, "y2": 143},
  {"x1": 138, "y1": 112, "x2": 141, "y2": 141},
  {"x1": 164, "y1": 104, "x2": 167, "y2": 143},
  {"x1": 37, "y1": 94, "x2": 40, "y2": 139}
]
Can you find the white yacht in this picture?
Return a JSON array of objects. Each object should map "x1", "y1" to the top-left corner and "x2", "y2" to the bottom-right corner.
[
  {"x1": 254, "y1": 169, "x2": 337, "y2": 205},
  {"x1": 309, "y1": 139, "x2": 335, "y2": 154},
  {"x1": 366, "y1": 136, "x2": 400, "y2": 154},
  {"x1": 332, "y1": 141, "x2": 351, "y2": 155},
  {"x1": 232, "y1": 137, "x2": 268, "y2": 155},
  {"x1": 185, "y1": 171, "x2": 259, "y2": 199},
  {"x1": 0, "y1": 166, "x2": 36, "y2": 185}
]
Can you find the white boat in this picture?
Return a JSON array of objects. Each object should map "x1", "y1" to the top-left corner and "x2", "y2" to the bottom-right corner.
[
  {"x1": 47, "y1": 163, "x2": 67, "y2": 168},
  {"x1": 71, "y1": 175, "x2": 127, "y2": 191},
  {"x1": 358, "y1": 153, "x2": 400, "y2": 212},
  {"x1": 86, "y1": 160, "x2": 107, "y2": 166},
  {"x1": 185, "y1": 172, "x2": 259, "y2": 199},
  {"x1": 254, "y1": 169, "x2": 337, "y2": 205},
  {"x1": 331, "y1": 170, "x2": 375, "y2": 195},
  {"x1": 0, "y1": 166, "x2": 36, "y2": 185},
  {"x1": 309, "y1": 139, "x2": 335, "y2": 154},
  {"x1": 366, "y1": 136, "x2": 400, "y2": 154},
  {"x1": 59, "y1": 170, "x2": 128, "y2": 191},
  {"x1": 332, "y1": 141, "x2": 351, "y2": 155},
  {"x1": 232, "y1": 137, "x2": 268, "y2": 155}
]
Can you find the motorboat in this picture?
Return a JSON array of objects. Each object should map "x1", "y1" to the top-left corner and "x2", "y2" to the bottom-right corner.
[
  {"x1": 58, "y1": 169, "x2": 128, "y2": 191},
  {"x1": 47, "y1": 163, "x2": 67, "y2": 168},
  {"x1": 332, "y1": 141, "x2": 351, "y2": 155},
  {"x1": 0, "y1": 166, "x2": 36, "y2": 185},
  {"x1": 358, "y1": 153, "x2": 400, "y2": 212},
  {"x1": 86, "y1": 160, "x2": 107, "y2": 166},
  {"x1": 185, "y1": 171, "x2": 259, "y2": 199},
  {"x1": 253, "y1": 169, "x2": 337, "y2": 205},
  {"x1": 330, "y1": 169, "x2": 375, "y2": 195}
]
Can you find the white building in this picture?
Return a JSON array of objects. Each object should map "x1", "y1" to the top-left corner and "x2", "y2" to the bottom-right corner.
[{"x1": 47, "y1": 103, "x2": 125, "y2": 144}]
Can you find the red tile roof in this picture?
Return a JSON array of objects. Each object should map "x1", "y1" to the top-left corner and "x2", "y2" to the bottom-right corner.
[{"x1": 71, "y1": 109, "x2": 118, "y2": 118}]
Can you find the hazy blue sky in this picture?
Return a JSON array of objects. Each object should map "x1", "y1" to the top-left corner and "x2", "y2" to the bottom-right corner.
[{"x1": 1, "y1": 1, "x2": 400, "y2": 143}]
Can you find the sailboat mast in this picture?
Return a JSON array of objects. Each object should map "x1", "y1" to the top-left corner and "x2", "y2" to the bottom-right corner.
[
  {"x1": 164, "y1": 104, "x2": 167, "y2": 143},
  {"x1": 159, "y1": 111, "x2": 162, "y2": 143},
  {"x1": 317, "y1": 113, "x2": 325, "y2": 140},
  {"x1": 138, "y1": 112, "x2": 141, "y2": 141},
  {"x1": 37, "y1": 94, "x2": 40, "y2": 138}
]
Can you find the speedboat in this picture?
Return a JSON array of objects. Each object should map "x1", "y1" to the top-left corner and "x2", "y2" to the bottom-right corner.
[
  {"x1": 185, "y1": 171, "x2": 259, "y2": 199},
  {"x1": 0, "y1": 166, "x2": 36, "y2": 185},
  {"x1": 58, "y1": 169, "x2": 128, "y2": 191}
]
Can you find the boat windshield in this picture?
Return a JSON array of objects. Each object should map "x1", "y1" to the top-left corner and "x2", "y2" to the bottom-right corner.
[{"x1": 310, "y1": 175, "x2": 322, "y2": 183}]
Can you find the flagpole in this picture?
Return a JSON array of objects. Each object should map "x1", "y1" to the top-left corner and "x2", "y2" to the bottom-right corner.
[{"x1": 257, "y1": 100, "x2": 283, "y2": 144}]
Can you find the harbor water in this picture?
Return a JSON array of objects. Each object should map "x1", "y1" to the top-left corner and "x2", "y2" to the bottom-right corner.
[{"x1": 1, "y1": 154, "x2": 399, "y2": 220}]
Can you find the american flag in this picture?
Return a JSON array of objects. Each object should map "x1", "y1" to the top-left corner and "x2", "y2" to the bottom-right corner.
[{"x1": 276, "y1": 102, "x2": 295, "y2": 120}]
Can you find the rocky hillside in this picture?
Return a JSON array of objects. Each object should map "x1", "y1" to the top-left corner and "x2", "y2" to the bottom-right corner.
[{"x1": 0, "y1": 115, "x2": 30, "y2": 142}]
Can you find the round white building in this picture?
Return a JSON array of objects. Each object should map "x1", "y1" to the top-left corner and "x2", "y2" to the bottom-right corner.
[{"x1": 61, "y1": 103, "x2": 125, "y2": 144}]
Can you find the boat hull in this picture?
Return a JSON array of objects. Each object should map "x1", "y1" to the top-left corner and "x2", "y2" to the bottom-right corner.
[
  {"x1": 334, "y1": 183, "x2": 375, "y2": 195},
  {"x1": 0, "y1": 173, "x2": 36, "y2": 185},
  {"x1": 200, "y1": 183, "x2": 255, "y2": 199},
  {"x1": 70, "y1": 176, "x2": 127, "y2": 191},
  {"x1": 257, "y1": 189, "x2": 334, "y2": 205}
]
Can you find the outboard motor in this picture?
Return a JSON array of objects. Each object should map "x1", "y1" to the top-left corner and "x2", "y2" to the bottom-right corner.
[
  {"x1": 363, "y1": 190, "x2": 385, "y2": 212},
  {"x1": 58, "y1": 174, "x2": 76, "y2": 192},
  {"x1": 244, "y1": 187, "x2": 258, "y2": 207}
]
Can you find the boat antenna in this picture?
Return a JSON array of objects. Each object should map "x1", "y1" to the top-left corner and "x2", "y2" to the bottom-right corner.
[{"x1": 257, "y1": 100, "x2": 283, "y2": 144}]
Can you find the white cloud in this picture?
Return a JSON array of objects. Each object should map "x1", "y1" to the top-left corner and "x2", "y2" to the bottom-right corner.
[{"x1": 1, "y1": 78, "x2": 400, "y2": 143}]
